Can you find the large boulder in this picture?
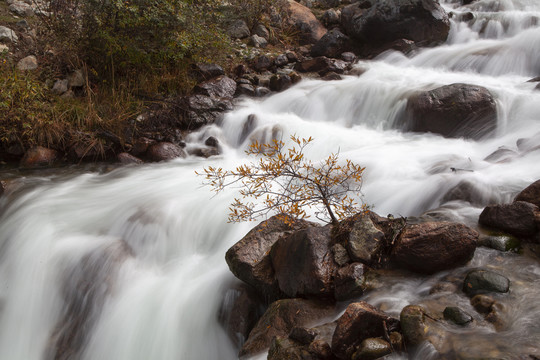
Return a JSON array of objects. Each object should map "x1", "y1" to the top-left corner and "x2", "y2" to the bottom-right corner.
[
  {"x1": 341, "y1": 0, "x2": 449, "y2": 54},
  {"x1": 404, "y1": 83, "x2": 497, "y2": 139},
  {"x1": 20, "y1": 146, "x2": 60, "y2": 168},
  {"x1": 194, "y1": 76, "x2": 237, "y2": 99},
  {"x1": 331, "y1": 301, "x2": 400, "y2": 360},
  {"x1": 514, "y1": 179, "x2": 540, "y2": 207},
  {"x1": 270, "y1": 225, "x2": 337, "y2": 298},
  {"x1": 391, "y1": 222, "x2": 478, "y2": 274},
  {"x1": 239, "y1": 298, "x2": 334, "y2": 358},
  {"x1": 479, "y1": 201, "x2": 539, "y2": 238},
  {"x1": 225, "y1": 215, "x2": 312, "y2": 301},
  {"x1": 295, "y1": 56, "x2": 349, "y2": 75},
  {"x1": 179, "y1": 94, "x2": 233, "y2": 130},
  {"x1": 311, "y1": 29, "x2": 351, "y2": 58},
  {"x1": 191, "y1": 63, "x2": 225, "y2": 82},
  {"x1": 285, "y1": 0, "x2": 327, "y2": 44}
]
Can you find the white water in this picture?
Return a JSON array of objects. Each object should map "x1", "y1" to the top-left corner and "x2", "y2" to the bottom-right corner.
[{"x1": 2, "y1": 0, "x2": 540, "y2": 358}]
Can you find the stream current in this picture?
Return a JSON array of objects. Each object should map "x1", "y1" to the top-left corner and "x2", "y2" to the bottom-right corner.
[{"x1": 2, "y1": 0, "x2": 540, "y2": 358}]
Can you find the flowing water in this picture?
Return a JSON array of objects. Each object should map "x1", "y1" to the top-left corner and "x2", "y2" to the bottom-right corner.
[{"x1": 2, "y1": 0, "x2": 540, "y2": 358}]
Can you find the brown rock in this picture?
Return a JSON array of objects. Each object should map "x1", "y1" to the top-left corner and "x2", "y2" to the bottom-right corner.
[
  {"x1": 331, "y1": 301, "x2": 399, "y2": 359},
  {"x1": 20, "y1": 146, "x2": 60, "y2": 168},
  {"x1": 479, "y1": 201, "x2": 539, "y2": 238},
  {"x1": 285, "y1": 0, "x2": 327, "y2": 44},
  {"x1": 117, "y1": 152, "x2": 143, "y2": 165},
  {"x1": 334, "y1": 263, "x2": 366, "y2": 301},
  {"x1": 240, "y1": 298, "x2": 334, "y2": 358},
  {"x1": 146, "y1": 142, "x2": 187, "y2": 162},
  {"x1": 295, "y1": 57, "x2": 348, "y2": 75},
  {"x1": 515, "y1": 179, "x2": 540, "y2": 207},
  {"x1": 391, "y1": 222, "x2": 478, "y2": 274},
  {"x1": 225, "y1": 215, "x2": 312, "y2": 301},
  {"x1": 404, "y1": 83, "x2": 497, "y2": 139},
  {"x1": 270, "y1": 225, "x2": 337, "y2": 298}
]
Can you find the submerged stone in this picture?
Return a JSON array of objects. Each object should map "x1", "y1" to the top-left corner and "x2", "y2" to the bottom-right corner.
[
  {"x1": 443, "y1": 306, "x2": 473, "y2": 326},
  {"x1": 463, "y1": 269, "x2": 510, "y2": 296}
]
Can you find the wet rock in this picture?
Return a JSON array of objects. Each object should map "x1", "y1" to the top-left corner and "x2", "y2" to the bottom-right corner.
[
  {"x1": 20, "y1": 146, "x2": 60, "y2": 168},
  {"x1": 311, "y1": 29, "x2": 350, "y2": 58},
  {"x1": 484, "y1": 147, "x2": 518, "y2": 163},
  {"x1": 470, "y1": 294, "x2": 495, "y2": 314},
  {"x1": 252, "y1": 55, "x2": 274, "y2": 72},
  {"x1": 285, "y1": 0, "x2": 327, "y2": 44},
  {"x1": 180, "y1": 94, "x2": 233, "y2": 130},
  {"x1": 392, "y1": 222, "x2": 478, "y2": 274},
  {"x1": 443, "y1": 306, "x2": 472, "y2": 326},
  {"x1": 341, "y1": 52, "x2": 356, "y2": 62},
  {"x1": 146, "y1": 142, "x2": 187, "y2": 162},
  {"x1": 516, "y1": 132, "x2": 540, "y2": 153},
  {"x1": 270, "y1": 225, "x2": 337, "y2": 298},
  {"x1": 515, "y1": 179, "x2": 540, "y2": 207},
  {"x1": 479, "y1": 201, "x2": 539, "y2": 238},
  {"x1": 331, "y1": 301, "x2": 399, "y2": 359},
  {"x1": 339, "y1": 212, "x2": 386, "y2": 266},
  {"x1": 352, "y1": 338, "x2": 392, "y2": 360},
  {"x1": 286, "y1": 51, "x2": 299, "y2": 63},
  {"x1": 228, "y1": 19, "x2": 250, "y2": 39},
  {"x1": 470, "y1": 294, "x2": 506, "y2": 330},
  {"x1": 191, "y1": 63, "x2": 225, "y2": 82},
  {"x1": 117, "y1": 152, "x2": 143, "y2": 165},
  {"x1": 331, "y1": 243, "x2": 350, "y2": 266},
  {"x1": 236, "y1": 83, "x2": 256, "y2": 97},
  {"x1": 188, "y1": 146, "x2": 220, "y2": 158},
  {"x1": 479, "y1": 235, "x2": 520, "y2": 252},
  {"x1": 334, "y1": 263, "x2": 366, "y2": 301},
  {"x1": 17, "y1": 55, "x2": 38, "y2": 71},
  {"x1": 240, "y1": 298, "x2": 334, "y2": 357},
  {"x1": 341, "y1": 0, "x2": 449, "y2": 55},
  {"x1": 308, "y1": 339, "x2": 333, "y2": 359},
  {"x1": 255, "y1": 86, "x2": 271, "y2": 97},
  {"x1": 205, "y1": 136, "x2": 219, "y2": 148},
  {"x1": 321, "y1": 72, "x2": 342, "y2": 81},
  {"x1": 0, "y1": 181, "x2": 5, "y2": 197},
  {"x1": 219, "y1": 284, "x2": 265, "y2": 349},
  {"x1": 131, "y1": 137, "x2": 155, "y2": 157},
  {"x1": 194, "y1": 76, "x2": 237, "y2": 99},
  {"x1": 442, "y1": 180, "x2": 500, "y2": 207},
  {"x1": 226, "y1": 215, "x2": 312, "y2": 301},
  {"x1": 404, "y1": 83, "x2": 497, "y2": 139},
  {"x1": 463, "y1": 269, "x2": 510, "y2": 296},
  {"x1": 0, "y1": 26, "x2": 18, "y2": 43}
]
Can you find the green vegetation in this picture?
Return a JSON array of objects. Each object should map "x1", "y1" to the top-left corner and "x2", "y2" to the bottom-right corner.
[{"x1": 198, "y1": 135, "x2": 367, "y2": 225}]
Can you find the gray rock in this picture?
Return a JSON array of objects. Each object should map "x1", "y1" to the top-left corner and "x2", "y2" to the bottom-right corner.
[
  {"x1": 0, "y1": 26, "x2": 18, "y2": 43},
  {"x1": 274, "y1": 54, "x2": 289, "y2": 67},
  {"x1": 9, "y1": 1, "x2": 33, "y2": 16},
  {"x1": 227, "y1": 19, "x2": 250, "y2": 39},
  {"x1": 463, "y1": 269, "x2": 510, "y2": 296},
  {"x1": 17, "y1": 55, "x2": 38, "y2": 71},
  {"x1": 253, "y1": 24, "x2": 270, "y2": 39},
  {"x1": 479, "y1": 201, "x2": 539, "y2": 238},
  {"x1": 0, "y1": 44, "x2": 9, "y2": 53},
  {"x1": 68, "y1": 70, "x2": 85, "y2": 88},
  {"x1": 331, "y1": 243, "x2": 350, "y2": 266},
  {"x1": 311, "y1": 29, "x2": 350, "y2": 58},
  {"x1": 194, "y1": 76, "x2": 237, "y2": 99},
  {"x1": 248, "y1": 34, "x2": 268, "y2": 48},
  {"x1": 52, "y1": 79, "x2": 69, "y2": 94}
]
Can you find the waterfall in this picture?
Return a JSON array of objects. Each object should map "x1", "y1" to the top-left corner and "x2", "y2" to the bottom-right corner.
[{"x1": 2, "y1": 0, "x2": 540, "y2": 358}]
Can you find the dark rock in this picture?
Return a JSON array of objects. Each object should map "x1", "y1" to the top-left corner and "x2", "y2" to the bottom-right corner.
[
  {"x1": 341, "y1": 52, "x2": 357, "y2": 62},
  {"x1": 463, "y1": 269, "x2": 510, "y2": 296},
  {"x1": 254, "y1": 24, "x2": 270, "y2": 39},
  {"x1": 228, "y1": 19, "x2": 250, "y2": 39},
  {"x1": 471, "y1": 294, "x2": 495, "y2": 314},
  {"x1": 238, "y1": 114, "x2": 258, "y2": 145},
  {"x1": 219, "y1": 284, "x2": 265, "y2": 349},
  {"x1": 442, "y1": 180, "x2": 499, "y2": 207},
  {"x1": 180, "y1": 94, "x2": 233, "y2": 130},
  {"x1": 286, "y1": 51, "x2": 299, "y2": 63},
  {"x1": 308, "y1": 340, "x2": 333, "y2": 359},
  {"x1": 404, "y1": 83, "x2": 497, "y2": 139},
  {"x1": 131, "y1": 137, "x2": 155, "y2": 156},
  {"x1": 443, "y1": 306, "x2": 473, "y2": 325},
  {"x1": 117, "y1": 152, "x2": 143, "y2": 165},
  {"x1": 191, "y1": 63, "x2": 225, "y2": 81},
  {"x1": 334, "y1": 263, "x2": 366, "y2": 301},
  {"x1": 479, "y1": 201, "x2": 539, "y2": 238},
  {"x1": 225, "y1": 215, "x2": 312, "y2": 301},
  {"x1": 331, "y1": 301, "x2": 399, "y2": 359},
  {"x1": 290, "y1": 71, "x2": 302, "y2": 84},
  {"x1": 146, "y1": 142, "x2": 187, "y2": 162},
  {"x1": 341, "y1": 0, "x2": 449, "y2": 53},
  {"x1": 515, "y1": 179, "x2": 540, "y2": 207},
  {"x1": 252, "y1": 55, "x2": 274, "y2": 72},
  {"x1": 470, "y1": 294, "x2": 506, "y2": 330},
  {"x1": 269, "y1": 74, "x2": 293, "y2": 92},
  {"x1": 352, "y1": 338, "x2": 392, "y2": 360},
  {"x1": 255, "y1": 86, "x2": 272, "y2": 97},
  {"x1": 188, "y1": 147, "x2": 220, "y2": 158},
  {"x1": 275, "y1": 54, "x2": 289, "y2": 67},
  {"x1": 0, "y1": 181, "x2": 5, "y2": 197},
  {"x1": 20, "y1": 146, "x2": 60, "y2": 168},
  {"x1": 321, "y1": 9, "x2": 340, "y2": 27},
  {"x1": 392, "y1": 222, "x2": 478, "y2": 274},
  {"x1": 295, "y1": 56, "x2": 348, "y2": 75},
  {"x1": 321, "y1": 72, "x2": 342, "y2": 81},
  {"x1": 516, "y1": 132, "x2": 540, "y2": 153},
  {"x1": 289, "y1": 327, "x2": 317, "y2": 345},
  {"x1": 267, "y1": 337, "x2": 313, "y2": 360},
  {"x1": 311, "y1": 29, "x2": 350, "y2": 58},
  {"x1": 270, "y1": 225, "x2": 337, "y2": 298},
  {"x1": 285, "y1": 0, "x2": 327, "y2": 44},
  {"x1": 194, "y1": 76, "x2": 237, "y2": 99},
  {"x1": 236, "y1": 84, "x2": 256, "y2": 97},
  {"x1": 205, "y1": 136, "x2": 219, "y2": 148},
  {"x1": 240, "y1": 298, "x2": 334, "y2": 357},
  {"x1": 384, "y1": 38, "x2": 417, "y2": 54}
]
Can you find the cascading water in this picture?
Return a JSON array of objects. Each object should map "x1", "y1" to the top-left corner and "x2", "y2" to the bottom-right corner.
[{"x1": 2, "y1": 0, "x2": 540, "y2": 358}]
